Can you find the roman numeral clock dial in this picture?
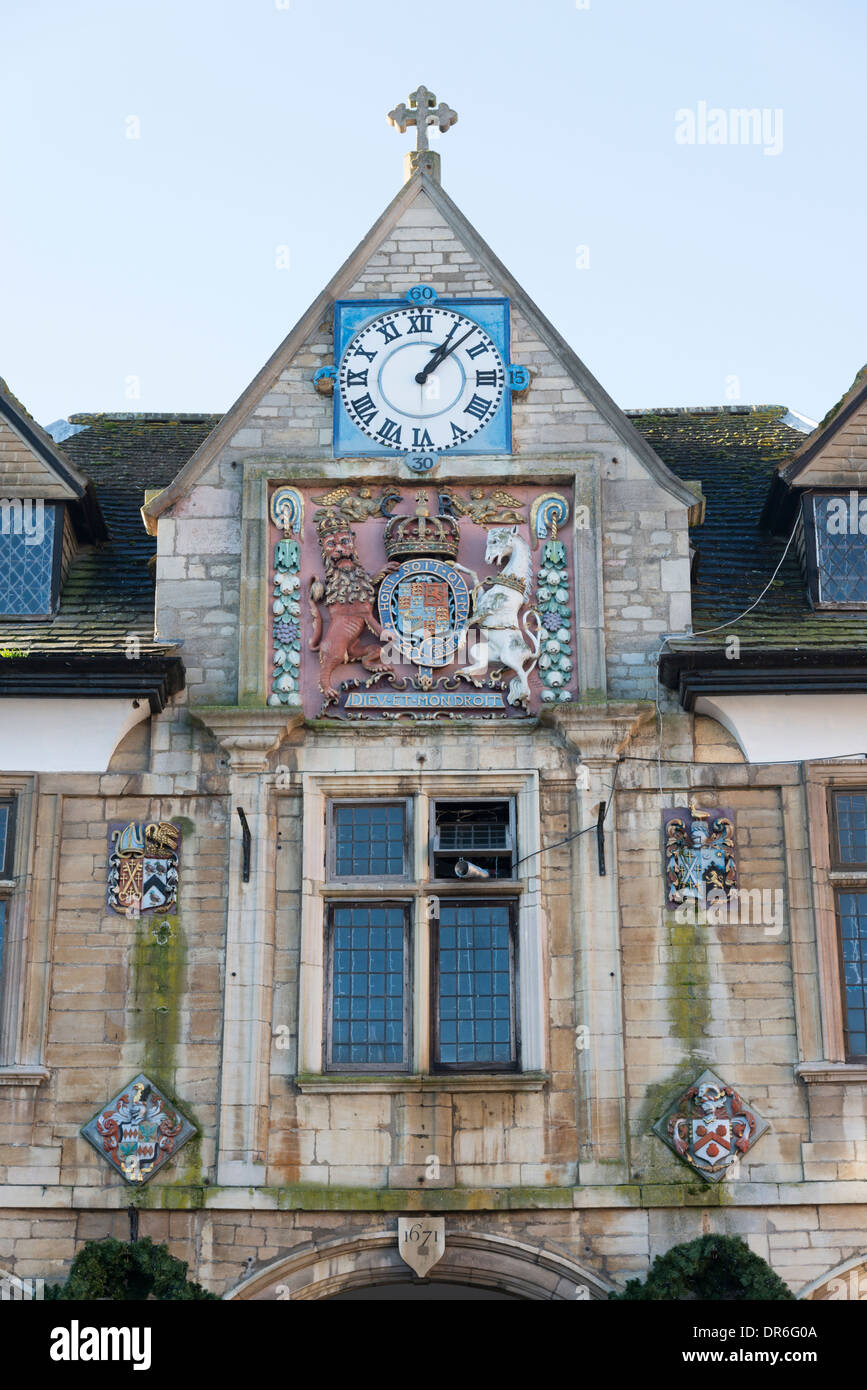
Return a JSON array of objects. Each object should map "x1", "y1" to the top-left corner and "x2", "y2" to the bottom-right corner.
[{"x1": 337, "y1": 306, "x2": 507, "y2": 454}]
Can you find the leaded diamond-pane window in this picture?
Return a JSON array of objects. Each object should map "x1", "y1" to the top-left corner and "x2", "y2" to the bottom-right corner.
[
  {"x1": 812, "y1": 494, "x2": 867, "y2": 606},
  {"x1": 839, "y1": 891, "x2": 867, "y2": 1059},
  {"x1": 330, "y1": 802, "x2": 407, "y2": 878},
  {"x1": 0, "y1": 501, "x2": 61, "y2": 617},
  {"x1": 833, "y1": 791, "x2": 867, "y2": 867},
  {"x1": 327, "y1": 903, "x2": 408, "y2": 1069},
  {"x1": 434, "y1": 900, "x2": 516, "y2": 1070}
]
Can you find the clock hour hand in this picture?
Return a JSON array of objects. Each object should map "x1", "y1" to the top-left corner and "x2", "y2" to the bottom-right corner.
[{"x1": 415, "y1": 325, "x2": 476, "y2": 384}]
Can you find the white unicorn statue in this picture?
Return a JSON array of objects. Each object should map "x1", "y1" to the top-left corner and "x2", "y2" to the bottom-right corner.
[{"x1": 455, "y1": 525, "x2": 541, "y2": 708}]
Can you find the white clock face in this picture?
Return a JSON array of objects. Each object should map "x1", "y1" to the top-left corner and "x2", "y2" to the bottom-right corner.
[{"x1": 337, "y1": 306, "x2": 506, "y2": 453}]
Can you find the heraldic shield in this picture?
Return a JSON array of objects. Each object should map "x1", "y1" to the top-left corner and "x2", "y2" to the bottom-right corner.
[
  {"x1": 378, "y1": 558, "x2": 471, "y2": 668},
  {"x1": 653, "y1": 1069, "x2": 769, "y2": 1182},
  {"x1": 664, "y1": 799, "x2": 737, "y2": 906},
  {"x1": 81, "y1": 1074, "x2": 195, "y2": 1185},
  {"x1": 107, "y1": 820, "x2": 180, "y2": 916}
]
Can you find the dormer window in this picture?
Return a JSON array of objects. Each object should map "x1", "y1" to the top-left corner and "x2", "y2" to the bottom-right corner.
[
  {"x1": 0, "y1": 500, "x2": 63, "y2": 618},
  {"x1": 804, "y1": 491, "x2": 867, "y2": 609}
]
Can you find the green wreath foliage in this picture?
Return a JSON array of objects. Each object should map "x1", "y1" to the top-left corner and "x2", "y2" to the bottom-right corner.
[
  {"x1": 45, "y1": 1237, "x2": 218, "y2": 1301},
  {"x1": 610, "y1": 1234, "x2": 795, "y2": 1301}
]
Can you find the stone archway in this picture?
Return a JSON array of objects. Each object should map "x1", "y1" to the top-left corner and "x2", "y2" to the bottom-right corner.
[
  {"x1": 799, "y1": 1254, "x2": 867, "y2": 1301},
  {"x1": 224, "y1": 1230, "x2": 613, "y2": 1302}
]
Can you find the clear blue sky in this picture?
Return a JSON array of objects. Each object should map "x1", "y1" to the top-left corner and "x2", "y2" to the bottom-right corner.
[{"x1": 2, "y1": 0, "x2": 864, "y2": 425}]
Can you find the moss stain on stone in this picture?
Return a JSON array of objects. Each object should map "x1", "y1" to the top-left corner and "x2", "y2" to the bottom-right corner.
[
  {"x1": 131, "y1": 915, "x2": 186, "y2": 1082},
  {"x1": 631, "y1": 918, "x2": 719, "y2": 1192},
  {"x1": 130, "y1": 912, "x2": 205, "y2": 1192},
  {"x1": 664, "y1": 913, "x2": 711, "y2": 1052}
]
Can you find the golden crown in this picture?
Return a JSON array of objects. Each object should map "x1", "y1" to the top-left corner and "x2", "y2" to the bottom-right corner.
[
  {"x1": 314, "y1": 509, "x2": 353, "y2": 536},
  {"x1": 383, "y1": 493, "x2": 460, "y2": 561}
]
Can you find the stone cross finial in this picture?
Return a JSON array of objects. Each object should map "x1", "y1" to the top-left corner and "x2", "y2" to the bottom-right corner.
[
  {"x1": 388, "y1": 86, "x2": 457, "y2": 182},
  {"x1": 388, "y1": 86, "x2": 458, "y2": 153}
]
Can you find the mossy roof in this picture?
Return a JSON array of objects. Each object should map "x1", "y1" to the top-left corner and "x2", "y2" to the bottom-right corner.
[
  {"x1": 0, "y1": 413, "x2": 220, "y2": 653},
  {"x1": 628, "y1": 404, "x2": 867, "y2": 654}
]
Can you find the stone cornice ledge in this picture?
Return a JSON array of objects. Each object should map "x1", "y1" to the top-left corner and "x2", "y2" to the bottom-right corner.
[
  {"x1": 190, "y1": 706, "x2": 304, "y2": 772},
  {"x1": 796, "y1": 1061, "x2": 867, "y2": 1084},
  {"x1": 539, "y1": 702, "x2": 655, "y2": 761},
  {"x1": 296, "y1": 1072, "x2": 549, "y2": 1094},
  {"x1": 0, "y1": 1065, "x2": 50, "y2": 1087},
  {"x1": 6, "y1": 1178, "x2": 867, "y2": 1211}
]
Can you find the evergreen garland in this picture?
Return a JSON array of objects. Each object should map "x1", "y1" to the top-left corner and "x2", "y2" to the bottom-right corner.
[
  {"x1": 610, "y1": 1234, "x2": 795, "y2": 1301},
  {"x1": 45, "y1": 1237, "x2": 218, "y2": 1301}
]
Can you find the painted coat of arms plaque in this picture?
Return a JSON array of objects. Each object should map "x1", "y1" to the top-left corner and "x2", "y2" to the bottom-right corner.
[
  {"x1": 664, "y1": 800, "x2": 737, "y2": 906},
  {"x1": 107, "y1": 821, "x2": 180, "y2": 916},
  {"x1": 81, "y1": 1074, "x2": 195, "y2": 1184},
  {"x1": 653, "y1": 1069, "x2": 768, "y2": 1181}
]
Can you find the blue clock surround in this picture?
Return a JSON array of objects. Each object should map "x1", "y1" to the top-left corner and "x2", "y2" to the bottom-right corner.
[{"x1": 332, "y1": 297, "x2": 513, "y2": 459}]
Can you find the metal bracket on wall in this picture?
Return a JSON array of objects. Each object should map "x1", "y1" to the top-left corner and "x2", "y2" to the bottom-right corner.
[{"x1": 237, "y1": 807, "x2": 252, "y2": 884}]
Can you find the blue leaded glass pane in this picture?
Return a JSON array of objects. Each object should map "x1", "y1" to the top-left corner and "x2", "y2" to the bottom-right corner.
[
  {"x1": 814, "y1": 496, "x2": 867, "y2": 604},
  {"x1": 835, "y1": 793, "x2": 867, "y2": 864},
  {"x1": 0, "y1": 501, "x2": 58, "y2": 616},
  {"x1": 839, "y1": 892, "x2": 867, "y2": 1058},
  {"x1": 334, "y1": 804, "x2": 405, "y2": 877},
  {"x1": 330, "y1": 904, "x2": 405, "y2": 1066},
  {"x1": 437, "y1": 903, "x2": 514, "y2": 1066}
]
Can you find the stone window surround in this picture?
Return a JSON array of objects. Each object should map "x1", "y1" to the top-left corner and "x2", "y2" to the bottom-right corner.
[
  {"x1": 297, "y1": 769, "x2": 546, "y2": 1085},
  {"x1": 800, "y1": 764, "x2": 867, "y2": 1079},
  {"x1": 0, "y1": 774, "x2": 51, "y2": 1085}
]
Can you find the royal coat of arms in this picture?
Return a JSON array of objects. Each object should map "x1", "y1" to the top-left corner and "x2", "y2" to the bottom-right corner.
[
  {"x1": 107, "y1": 821, "x2": 180, "y2": 916},
  {"x1": 379, "y1": 561, "x2": 470, "y2": 671},
  {"x1": 297, "y1": 486, "x2": 573, "y2": 718},
  {"x1": 81, "y1": 1074, "x2": 195, "y2": 1184},
  {"x1": 653, "y1": 1069, "x2": 768, "y2": 1181},
  {"x1": 664, "y1": 800, "x2": 737, "y2": 906}
]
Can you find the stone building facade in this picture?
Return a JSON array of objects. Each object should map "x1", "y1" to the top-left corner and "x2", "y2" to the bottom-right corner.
[{"x1": 1, "y1": 161, "x2": 867, "y2": 1300}]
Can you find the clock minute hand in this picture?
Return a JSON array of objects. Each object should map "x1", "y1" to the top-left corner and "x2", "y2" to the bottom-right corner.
[
  {"x1": 415, "y1": 324, "x2": 477, "y2": 385},
  {"x1": 415, "y1": 324, "x2": 459, "y2": 385}
]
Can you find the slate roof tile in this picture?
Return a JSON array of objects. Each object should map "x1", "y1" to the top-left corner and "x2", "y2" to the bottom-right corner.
[
  {"x1": 0, "y1": 414, "x2": 220, "y2": 654},
  {"x1": 628, "y1": 405, "x2": 867, "y2": 653}
]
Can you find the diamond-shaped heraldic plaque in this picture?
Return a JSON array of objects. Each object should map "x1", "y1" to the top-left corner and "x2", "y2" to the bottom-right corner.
[
  {"x1": 653, "y1": 1069, "x2": 769, "y2": 1182},
  {"x1": 82, "y1": 1074, "x2": 195, "y2": 1185}
]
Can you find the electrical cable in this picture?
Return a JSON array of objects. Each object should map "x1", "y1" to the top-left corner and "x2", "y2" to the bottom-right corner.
[
  {"x1": 512, "y1": 756, "x2": 623, "y2": 873},
  {"x1": 619, "y1": 750, "x2": 867, "y2": 768},
  {"x1": 652, "y1": 512, "x2": 802, "y2": 793}
]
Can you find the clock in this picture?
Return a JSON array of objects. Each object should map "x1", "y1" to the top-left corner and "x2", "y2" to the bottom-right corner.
[{"x1": 332, "y1": 298, "x2": 513, "y2": 459}]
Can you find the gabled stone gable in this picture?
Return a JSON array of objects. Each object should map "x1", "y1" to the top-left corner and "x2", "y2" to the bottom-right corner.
[
  {"x1": 198, "y1": 190, "x2": 686, "y2": 466},
  {"x1": 785, "y1": 391, "x2": 867, "y2": 489},
  {"x1": 153, "y1": 183, "x2": 694, "y2": 705},
  {"x1": 0, "y1": 417, "x2": 83, "y2": 500}
]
